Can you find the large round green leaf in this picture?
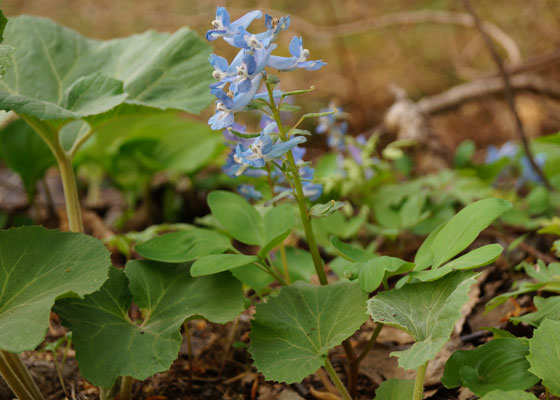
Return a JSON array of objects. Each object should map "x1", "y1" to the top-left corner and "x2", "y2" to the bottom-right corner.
[
  {"x1": 0, "y1": 226, "x2": 111, "y2": 352},
  {"x1": 0, "y1": 16, "x2": 213, "y2": 121},
  {"x1": 249, "y1": 281, "x2": 368, "y2": 383},
  {"x1": 55, "y1": 261, "x2": 244, "y2": 387},
  {"x1": 367, "y1": 271, "x2": 477, "y2": 370}
]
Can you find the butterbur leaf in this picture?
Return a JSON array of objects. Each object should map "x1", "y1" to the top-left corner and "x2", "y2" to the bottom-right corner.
[
  {"x1": 527, "y1": 319, "x2": 560, "y2": 396},
  {"x1": 0, "y1": 226, "x2": 111, "y2": 353},
  {"x1": 0, "y1": 119, "x2": 55, "y2": 198},
  {"x1": 191, "y1": 254, "x2": 258, "y2": 277},
  {"x1": 367, "y1": 271, "x2": 477, "y2": 370},
  {"x1": 55, "y1": 261, "x2": 244, "y2": 387},
  {"x1": 511, "y1": 296, "x2": 560, "y2": 327},
  {"x1": 374, "y1": 379, "x2": 415, "y2": 400},
  {"x1": 442, "y1": 338, "x2": 538, "y2": 395},
  {"x1": 135, "y1": 229, "x2": 231, "y2": 263},
  {"x1": 479, "y1": 390, "x2": 537, "y2": 400},
  {"x1": 0, "y1": 16, "x2": 213, "y2": 122},
  {"x1": 208, "y1": 190, "x2": 262, "y2": 245},
  {"x1": 428, "y1": 198, "x2": 511, "y2": 268},
  {"x1": 249, "y1": 281, "x2": 368, "y2": 383}
]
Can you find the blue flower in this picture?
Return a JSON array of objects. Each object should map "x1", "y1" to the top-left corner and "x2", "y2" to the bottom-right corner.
[
  {"x1": 206, "y1": 8, "x2": 263, "y2": 42},
  {"x1": 268, "y1": 36, "x2": 326, "y2": 71},
  {"x1": 485, "y1": 141, "x2": 518, "y2": 164},
  {"x1": 237, "y1": 184, "x2": 263, "y2": 201},
  {"x1": 234, "y1": 127, "x2": 307, "y2": 169},
  {"x1": 519, "y1": 153, "x2": 547, "y2": 186},
  {"x1": 208, "y1": 74, "x2": 263, "y2": 130},
  {"x1": 208, "y1": 50, "x2": 245, "y2": 90},
  {"x1": 300, "y1": 167, "x2": 323, "y2": 200}
]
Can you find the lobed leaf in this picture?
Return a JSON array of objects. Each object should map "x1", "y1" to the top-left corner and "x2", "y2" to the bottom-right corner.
[
  {"x1": 249, "y1": 281, "x2": 368, "y2": 383},
  {"x1": 367, "y1": 271, "x2": 477, "y2": 370},
  {"x1": 527, "y1": 319, "x2": 560, "y2": 396},
  {"x1": 55, "y1": 261, "x2": 244, "y2": 387},
  {"x1": 0, "y1": 226, "x2": 111, "y2": 352}
]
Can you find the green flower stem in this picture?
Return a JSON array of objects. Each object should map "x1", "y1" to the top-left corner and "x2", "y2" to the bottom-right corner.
[
  {"x1": 21, "y1": 115, "x2": 84, "y2": 233},
  {"x1": 324, "y1": 358, "x2": 352, "y2": 400},
  {"x1": 119, "y1": 376, "x2": 133, "y2": 400},
  {"x1": 413, "y1": 361, "x2": 428, "y2": 400},
  {"x1": 0, "y1": 350, "x2": 44, "y2": 400},
  {"x1": 355, "y1": 323, "x2": 383, "y2": 364},
  {"x1": 545, "y1": 387, "x2": 551, "y2": 400},
  {"x1": 264, "y1": 80, "x2": 328, "y2": 285}
]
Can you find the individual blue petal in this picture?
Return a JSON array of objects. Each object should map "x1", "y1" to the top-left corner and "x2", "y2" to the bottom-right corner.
[
  {"x1": 229, "y1": 10, "x2": 263, "y2": 31},
  {"x1": 231, "y1": 74, "x2": 263, "y2": 110},
  {"x1": 265, "y1": 136, "x2": 307, "y2": 159},
  {"x1": 237, "y1": 184, "x2": 263, "y2": 201},
  {"x1": 209, "y1": 110, "x2": 235, "y2": 130},
  {"x1": 268, "y1": 55, "x2": 298, "y2": 71},
  {"x1": 298, "y1": 60, "x2": 326, "y2": 70},
  {"x1": 210, "y1": 88, "x2": 233, "y2": 108},
  {"x1": 253, "y1": 89, "x2": 283, "y2": 100},
  {"x1": 235, "y1": 144, "x2": 266, "y2": 168},
  {"x1": 262, "y1": 121, "x2": 278, "y2": 135},
  {"x1": 216, "y1": 7, "x2": 230, "y2": 26},
  {"x1": 206, "y1": 29, "x2": 227, "y2": 41},
  {"x1": 231, "y1": 78, "x2": 252, "y2": 94},
  {"x1": 291, "y1": 145, "x2": 306, "y2": 163},
  {"x1": 289, "y1": 36, "x2": 303, "y2": 58},
  {"x1": 209, "y1": 54, "x2": 229, "y2": 72},
  {"x1": 259, "y1": 134, "x2": 274, "y2": 154}
]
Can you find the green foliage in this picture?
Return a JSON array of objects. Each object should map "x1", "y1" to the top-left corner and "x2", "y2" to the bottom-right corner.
[
  {"x1": 357, "y1": 256, "x2": 414, "y2": 293},
  {"x1": 0, "y1": 118, "x2": 55, "y2": 198},
  {"x1": 208, "y1": 191, "x2": 294, "y2": 248},
  {"x1": 249, "y1": 281, "x2": 368, "y2": 383},
  {"x1": 330, "y1": 236, "x2": 376, "y2": 262},
  {"x1": 442, "y1": 338, "x2": 539, "y2": 395},
  {"x1": 479, "y1": 390, "x2": 538, "y2": 400},
  {"x1": 191, "y1": 253, "x2": 259, "y2": 276},
  {"x1": 55, "y1": 261, "x2": 244, "y2": 387},
  {"x1": 367, "y1": 271, "x2": 477, "y2": 370},
  {"x1": 0, "y1": 16, "x2": 213, "y2": 122},
  {"x1": 374, "y1": 379, "x2": 415, "y2": 400},
  {"x1": 135, "y1": 228, "x2": 232, "y2": 263},
  {"x1": 511, "y1": 296, "x2": 560, "y2": 327},
  {"x1": 527, "y1": 319, "x2": 560, "y2": 396},
  {"x1": 0, "y1": 226, "x2": 111, "y2": 353}
]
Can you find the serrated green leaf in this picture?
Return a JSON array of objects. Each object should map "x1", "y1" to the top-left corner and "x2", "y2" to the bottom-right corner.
[
  {"x1": 0, "y1": 226, "x2": 111, "y2": 352},
  {"x1": 367, "y1": 271, "x2": 477, "y2": 370},
  {"x1": 429, "y1": 199, "x2": 511, "y2": 268},
  {"x1": 511, "y1": 296, "x2": 560, "y2": 327},
  {"x1": 55, "y1": 261, "x2": 244, "y2": 387},
  {"x1": 208, "y1": 190, "x2": 262, "y2": 246},
  {"x1": 479, "y1": 390, "x2": 538, "y2": 400},
  {"x1": 135, "y1": 229, "x2": 231, "y2": 263},
  {"x1": 442, "y1": 338, "x2": 539, "y2": 395},
  {"x1": 527, "y1": 319, "x2": 560, "y2": 396},
  {"x1": 249, "y1": 281, "x2": 368, "y2": 383},
  {"x1": 0, "y1": 16, "x2": 212, "y2": 121},
  {"x1": 0, "y1": 119, "x2": 55, "y2": 198},
  {"x1": 191, "y1": 253, "x2": 258, "y2": 277},
  {"x1": 374, "y1": 379, "x2": 415, "y2": 400}
]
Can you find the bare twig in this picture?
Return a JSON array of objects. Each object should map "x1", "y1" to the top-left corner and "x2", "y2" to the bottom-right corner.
[
  {"x1": 418, "y1": 73, "x2": 560, "y2": 115},
  {"x1": 462, "y1": 0, "x2": 552, "y2": 190}
]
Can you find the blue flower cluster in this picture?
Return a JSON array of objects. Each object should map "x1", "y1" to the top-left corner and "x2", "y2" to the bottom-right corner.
[
  {"x1": 485, "y1": 141, "x2": 547, "y2": 187},
  {"x1": 206, "y1": 7, "x2": 326, "y2": 201}
]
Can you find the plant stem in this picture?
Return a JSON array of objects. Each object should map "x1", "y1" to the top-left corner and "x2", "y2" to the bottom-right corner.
[
  {"x1": 545, "y1": 387, "x2": 551, "y2": 400},
  {"x1": 183, "y1": 322, "x2": 194, "y2": 383},
  {"x1": 355, "y1": 323, "x2": 383, "y2": 364},
  {"x1": 323, "y1": 358, "x2": 352, "y2": 400},
  {"x1": 264, "y1": 79, "x2": 328, "y2": 285},
  {"x1": 21, "y1": 116, "x2": 84, "y2": 232},
  {"x1": 413, "y1": 361, "x2": 428, "y2": 400},
  {"x1": 0, "y1": 350, "x2": 44, "y2": 400},
  {"x1": 119, "y1": 376, "x2": 133, "y2": 400}
]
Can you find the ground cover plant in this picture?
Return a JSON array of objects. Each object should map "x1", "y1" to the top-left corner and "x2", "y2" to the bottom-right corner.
[{"x1": 0, "y1": 2, "x2": 559, "y2": 399}]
